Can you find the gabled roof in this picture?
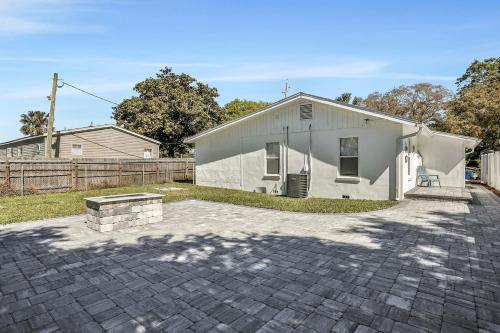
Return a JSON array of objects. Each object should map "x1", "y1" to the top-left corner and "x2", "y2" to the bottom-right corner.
[
  {"x1": 185, "y1": 92, "x2": 481, "y2": 147},
  {"x1": 0, "y1": 124, "x2": 161, "y2": 146},
  {"x1": 185, "y1": 92, "x2": 419, "y2": 143}
]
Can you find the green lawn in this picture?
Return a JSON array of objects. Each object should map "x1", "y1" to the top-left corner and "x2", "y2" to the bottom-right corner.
[{"x1": 0, "y1": 182, "x2": 397, "y2": 224}]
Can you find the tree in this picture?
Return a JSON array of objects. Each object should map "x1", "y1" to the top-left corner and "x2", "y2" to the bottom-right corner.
[
  {"x1": 443, "y1": 57, "x2": 500, "y2": 152},
  {"x1": 456, "y1": 57, "x2": 500, "y2": 89},
  {"x1": 443, "y1": 84, "x2": 499, "y2": 150},
  {"x1": 335, "y1": 92, "x2": 352, "y2": 103},
  {"x1": 222, "y1": 99, "x2": 270, "y2": 120},
  {"x1": 334, "y1": 92, "x2": 364, "y2": 105},
  {"x1": 20, "y1": 111, "x2": 48, "y2": 136},
  {"x1": 352, "y1": 96, "x2": 364, "y2": 106},
  {"x1": 113, "y1": 67, "x2": 225, "y2": 157},
  {"x1": 363, "y1": 83, "x2": 453, "y2": 126}
]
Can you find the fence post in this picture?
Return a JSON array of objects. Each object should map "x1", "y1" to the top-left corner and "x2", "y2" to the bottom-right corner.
[
  {"x1": 4, "y1": 159, "x2": 10, "y2": 188},
  {"x1": 184, "y1": 160, "x2": 188, "y2": 180},
  {"x1": 118, "y1": 160, "x2": 122, "y2": 186},
  {"x1": 85, "y1": 165, "x2": 88, "y2": 191},
  {"x1": 156, "y1": 161, "x2": 160, "y2": 184},
  {"x1": 71, "y1": 160, "x2": 78, "y2": 190},
  {"x1": 166, "y1": 160, "x2": 170, "y2": 183},
  {"x1": 20, "y1": 164, "x2": 24, "y2": 196},
  {"x1": 142, "y1": 163, "x2": 145, "y2": 185}
]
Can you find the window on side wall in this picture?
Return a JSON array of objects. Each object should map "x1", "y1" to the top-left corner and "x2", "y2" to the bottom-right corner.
[
  {"x1": 265, "y1": 142, "x2": 280, "y2": 175},
  {"x1": 339, "y1": 137, "x2": 358, "y2": 176},
  {"x1": 300, "y1": 104, "x2": 313, "y2": 120},
  {"x1": 144, "y1": 148, "x2": 153, "y2": 159},
  {"x1": 71, "y1": 144, "x2": 82, "y2": 156}
]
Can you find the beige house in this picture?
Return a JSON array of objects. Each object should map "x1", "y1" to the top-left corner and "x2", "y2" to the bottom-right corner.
[{"x1": 0, "y1": 124, "x2": 160, "y2": 159}]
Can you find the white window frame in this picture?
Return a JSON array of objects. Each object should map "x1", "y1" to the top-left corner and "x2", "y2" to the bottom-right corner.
[
  {"x1": 265, "y1": 142, "x2": 280, "y2": 176},
  {"x1": 18, "y1": 147, "x2": 23, "y2": 157},
  {"x1": 144, "y1": 148, "x2": 153, "y2": 159},
  {"x1": 6, "y1": 148, "x2": 12, "y2": 157},
  {"x1": 71, "y1": 144, "x2": 83, "y2": 156},
  {"x1": 339, "y1": 137, "x2": 359, "y2": 177}
]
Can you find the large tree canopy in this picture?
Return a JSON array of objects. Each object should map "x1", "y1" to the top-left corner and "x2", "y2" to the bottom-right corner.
[
  {"x1": 443, "y1": 57, "x2": 500, "y2": 152},
  {"x1": 456, "y1": 57, "x2": 500, "y2": 89},
  {"x1": 20, "y1": 111, "x2": 48, "y2": 136},
  {"x1": 364, "y1": 83, "x2": 453, "y2": 126},
  {"x1": 113, "y1": 67, "x2": 225, "y2": 157},
  {"x1": 222, "y1": 99, "x2": 270, "y2": 120}
]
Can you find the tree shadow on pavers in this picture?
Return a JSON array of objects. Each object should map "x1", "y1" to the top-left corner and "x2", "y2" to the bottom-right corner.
[{"x1": 0, "y1": 211, "x2": 498, "y2": 332}]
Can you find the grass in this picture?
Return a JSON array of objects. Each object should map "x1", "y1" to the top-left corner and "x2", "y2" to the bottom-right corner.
[{"x1": 0, "y1": 182, "x2": 397, "y2": 224}]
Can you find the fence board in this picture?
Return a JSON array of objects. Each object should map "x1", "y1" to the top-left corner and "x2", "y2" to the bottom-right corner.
[{"x1": 0, "y1": 158, "x2": 193, "y2": 195}]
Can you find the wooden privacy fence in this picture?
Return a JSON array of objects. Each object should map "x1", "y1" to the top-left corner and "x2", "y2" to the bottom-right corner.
[{"x1": 0, "y1": 158, "x2": 194, "y2": 195}]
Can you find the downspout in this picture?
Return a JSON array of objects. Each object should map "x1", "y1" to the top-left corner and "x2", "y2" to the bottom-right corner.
[
  {"x1": 285, "y1": 126, "x2": 289, "y2": 195},
  {"x1": 239, "y1": 136, "x2": 243, "y2": 189},
  {"x1": 308, "y1": 123, "x2": 312, "y2": 194}
]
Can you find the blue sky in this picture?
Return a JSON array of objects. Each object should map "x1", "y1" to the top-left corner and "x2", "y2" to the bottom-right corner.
[{"x1": 0, "y1": 0, "x2": 499, "y2": 141}]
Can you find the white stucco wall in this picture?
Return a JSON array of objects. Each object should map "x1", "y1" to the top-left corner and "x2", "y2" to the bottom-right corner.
[
  {"x1": 418, "y1": 134, "x2": 466, "y2": 187},
  {"x1": 194, "y1": 99, "x2": 403, "y2": 200}
]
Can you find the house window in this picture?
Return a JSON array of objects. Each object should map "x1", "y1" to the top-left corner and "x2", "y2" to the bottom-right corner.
[
  {"x1": 71, "y1": 144, "x2": 82, "y2": 156},
  {"x1": 144, "y1": 148, "x2": 153, "y2": 159},
  {"x1": 265, "y1": 142, "x2": 280, "y2": 175},
  {"x1": 18, "y1": 147, "x2": 23, "y2": 156},
  {"x1": 6, "y1": 148, "x2": 12, "y2": 157},
  {"x1": 300, "y1": 104, "x2": 313, "y2": 120},
  {"x1": 37, "y1": 144, "x2": 42, "y2": 153},
  {"x1": 339, "y1": 137, "x2": 358, "y2": 176}
]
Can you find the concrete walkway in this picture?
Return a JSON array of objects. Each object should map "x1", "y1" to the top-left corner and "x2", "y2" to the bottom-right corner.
[
  {"x1": 405, "y1": 186, "x2": 473, "y2": 202},
  {"x1": 0, "y1": 185, "x2": 499, "y2": 332}
]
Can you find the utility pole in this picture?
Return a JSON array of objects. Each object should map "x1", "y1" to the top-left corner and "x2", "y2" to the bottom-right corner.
[
  {"x1": 46, "y1": 73, "x2": 58, "y2": 159},
  {"x1": 282, "y1": 79, "x2": 290, "y2": 98}
]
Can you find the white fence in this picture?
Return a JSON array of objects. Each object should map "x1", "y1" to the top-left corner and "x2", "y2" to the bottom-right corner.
[{"x1": 481, "y1": 151, "x2": 500, "y2": 191}]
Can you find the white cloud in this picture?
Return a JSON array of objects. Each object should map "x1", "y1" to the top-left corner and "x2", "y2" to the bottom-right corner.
[
  {"x1": 203, "y1": 61, "x2": 388, "y2": 82},
  {"x1": 200, "y1": 61, "x2": 455, "y2": 82},
  {"x1": 0, "y1": 0, "x2": 102, "y2": 35},
  {"x1": 0, "y1": 56, "x2": 219, "y2": 69}
]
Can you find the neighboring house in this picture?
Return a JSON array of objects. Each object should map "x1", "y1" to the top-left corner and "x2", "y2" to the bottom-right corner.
[
  {"x1": 185, "y1": 92, "x2": 480, "y2": 200},
  {"x1": 0, "y1": 124, "x2": 160, "y2": 159}
]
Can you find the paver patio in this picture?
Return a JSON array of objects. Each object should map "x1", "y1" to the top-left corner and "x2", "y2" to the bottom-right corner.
[{"x1": 1, "y1": 184, "x2": 500, "y2": 333}]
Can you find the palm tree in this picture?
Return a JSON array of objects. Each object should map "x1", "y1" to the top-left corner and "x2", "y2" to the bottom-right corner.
[{"x1": 20, "y1": 111, "x2": 49, "y2": 136}]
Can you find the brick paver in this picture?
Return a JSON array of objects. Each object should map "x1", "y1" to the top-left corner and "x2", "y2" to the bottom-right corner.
[{"x1": 0, "y1": 184, "x2": 499, "y2": 332}]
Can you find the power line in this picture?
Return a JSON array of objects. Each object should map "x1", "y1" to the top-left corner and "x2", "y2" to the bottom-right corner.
[{"x1": 58, "y1": 80, "x2": 119, "y2": 106}]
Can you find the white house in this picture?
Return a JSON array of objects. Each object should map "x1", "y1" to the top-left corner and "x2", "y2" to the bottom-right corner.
[{"x1": 185, "y1": 92, "x2": 480, "y2": 200}]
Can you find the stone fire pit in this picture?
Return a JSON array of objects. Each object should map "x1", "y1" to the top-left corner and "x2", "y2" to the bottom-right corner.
[{"x1": 85, "y1": 193, "x2": 164, "y2": 232}]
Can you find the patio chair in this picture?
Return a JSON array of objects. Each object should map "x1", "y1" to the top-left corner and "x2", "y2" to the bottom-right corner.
[{"x1": 416, "y1": 166, "x2": 441, "y2": 187}]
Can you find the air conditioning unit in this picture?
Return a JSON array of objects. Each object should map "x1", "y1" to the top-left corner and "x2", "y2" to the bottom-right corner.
[{"x1": 287, "y1": 173, "x2": 309, "y2": 198}]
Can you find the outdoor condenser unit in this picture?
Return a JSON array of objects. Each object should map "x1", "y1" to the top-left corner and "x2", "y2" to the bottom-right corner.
[{"x1": 286, "y1": 173, "x2": 309, "y2": 198}]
